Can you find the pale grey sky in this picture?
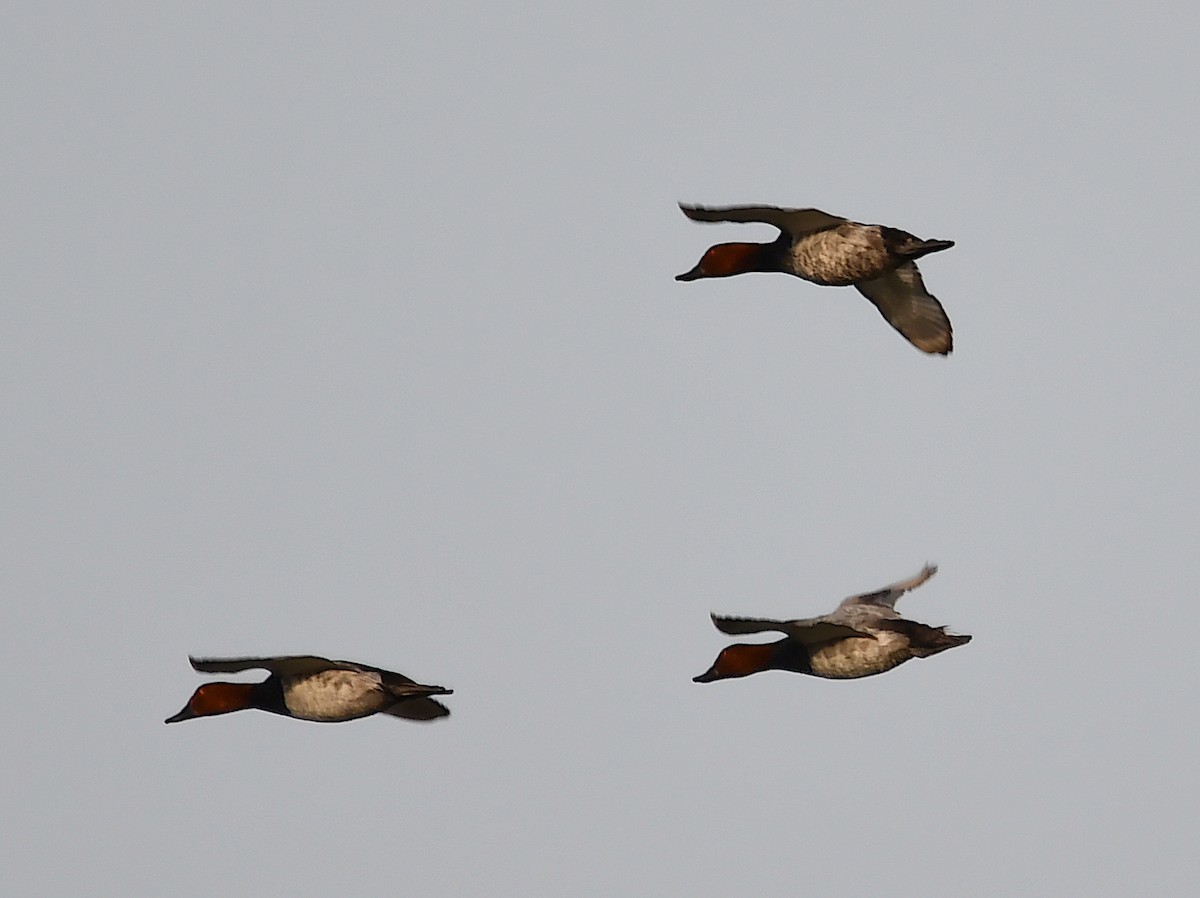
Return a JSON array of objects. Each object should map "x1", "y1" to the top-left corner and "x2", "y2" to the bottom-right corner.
[{"x1": 3, "y1": 3, "x2": 1198, "y2": 895}]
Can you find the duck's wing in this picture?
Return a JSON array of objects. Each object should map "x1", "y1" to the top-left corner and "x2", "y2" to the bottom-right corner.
[
  {"x1": 710, "y1": 613, "x2": 869, "y2": 645},
  {"x1": 836, "y1": 564, "x2": 938, "y2": 610},
  {"x1": 382, "y1": 697, "x2": 451, "y2": 721},
  {"x1": 854, "y1": 262, "x2": 953, "y2": 355},
  {"x1": 679, "y1": 204, "x2": 846, "y2": 237},
  {"x1": 329, "y1": 661, "x2": 453, "y2": 697},
  {"x1": 188, "y1": 655, "x2": 339, "y2": 677}
]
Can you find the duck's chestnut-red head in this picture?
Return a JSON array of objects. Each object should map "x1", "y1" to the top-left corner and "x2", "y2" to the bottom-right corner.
[
  {"x1": 692, "y1": 642, "x2": 778, "y2": 683},
  {"x1": 676, "y1": 242, "x2": 776, "y2": 281},
  {"x1": 164, "y1": 682, "x2": 256, "y2": 723}
]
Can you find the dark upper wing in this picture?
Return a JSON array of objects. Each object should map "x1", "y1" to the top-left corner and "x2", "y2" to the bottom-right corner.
[
  {"x1": 710, "y1": 614, "x2": 869, "y2": 645},
  {"x1": 854, "y1": 262, "x2": 953, "y2": 354},
  {"x1": 188, "y1": 655, "x2": 339, "y2": 676},
  {"x1": 382, "y1": 697, "x2": 451, "y2": 721},
  {"x1": 836, "y1": 564, "x2": 938, "y2": 610},
  {"x1": 679, "y1": 204, "x2": 846, "y2": 237},
  {"x1": 327, "y1": 660, "x2": 451, "y2": 695}
]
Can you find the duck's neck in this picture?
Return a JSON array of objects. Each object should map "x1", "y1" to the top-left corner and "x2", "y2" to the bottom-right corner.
[
  {"x1": 720, "y1": 640, "x2": 812, "y2": 677},
  {"x1": 767, "y1": 639, "x2": 814, "y2": 675},
  {"x1": 249, "y1": 677, "x2": 289, "y2": 715}
]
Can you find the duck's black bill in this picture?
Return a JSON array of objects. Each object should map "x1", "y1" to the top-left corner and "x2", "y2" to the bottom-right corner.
[
  {"x1": 164, "y1": 706, "x2": 196, "y2": 724},
  {"x1": 692, "y1": 668, "x2": 719, "y2": 683},
  {"x1": 675, "y1": 267, "x2": 703, "y2": 282}
]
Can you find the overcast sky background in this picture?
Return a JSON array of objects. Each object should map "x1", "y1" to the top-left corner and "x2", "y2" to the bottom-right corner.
[{"x1": 4, "y1": 3, "x2": 1198, "y2": 895}]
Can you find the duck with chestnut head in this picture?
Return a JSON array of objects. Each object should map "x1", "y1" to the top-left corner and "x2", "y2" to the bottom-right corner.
[
  {"x1": 165, "y1": 655, "x2": 452, "y2": 724},
  {"x1": 677, "y1": 203, "x2": 955, "y2": 355},
  {"x1": 694, "y1": 564, "x2": 970, "y2": 683}
]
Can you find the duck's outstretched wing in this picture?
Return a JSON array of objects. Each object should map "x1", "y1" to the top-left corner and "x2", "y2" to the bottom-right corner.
[
  {"x1": 710, "y1": 613, "x2": 868, "y2": 645},
  {"x1": 854, "y1": 262, "x2": 953, "y2": 355},
  {"x1": 191, "y1": 654, "x2": 452, "y2": 691},
  {"x1": 382, "y1": 697, "x2": 452, "y2": 721},
  {"x1": 679, "y1": 204, "x2": 846, "y2": 236},
  {"x1": 837, "y1": 564, "x2": 938, "y2": 610},
  {"x1": 189, "y1": 655, "x2": 338, "y2": 676}
]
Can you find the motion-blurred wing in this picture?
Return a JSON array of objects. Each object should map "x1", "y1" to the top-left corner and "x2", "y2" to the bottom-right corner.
[
  {"x1": 679, "y1": 204, "x2": 846, "y2": 236},
  {"x1": 837, "y1": 564, "x2": 938, "y2": 610},
  {"x1": 332, "y1": 661, "x2": 452, "y2": 698},
  {"x1": 854, "y1": 262, "x2": 953, "y2": 354},
  {"x1": 711, "y1": 614, "x2": 868, "y2": 645},
  {"x1": 188, "y1": 655, "x2": 338, "y2": 676}
]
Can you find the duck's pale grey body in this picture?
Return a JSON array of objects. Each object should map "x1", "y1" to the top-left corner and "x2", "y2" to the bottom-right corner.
[
  {"x1": 803, "y1": 628, "x2": 914, "y2": 679},
  {"x1": 279, "y1": 668, "x2": 396, "y2": 721},
  {"x1": 787, "y1": 223, "x2": 902, "y2": 286}
]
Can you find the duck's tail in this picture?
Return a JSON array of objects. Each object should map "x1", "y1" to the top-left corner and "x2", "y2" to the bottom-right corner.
[
  {"x1": 896, "y1": 237, "x2": 955, "y2": 261},
  {"x1": 382, "y1": 683, "x2": 453, "y2": 721},
  {"x1": 388, "y1": 683, "x2": 453, "y2": 700},
  {"x1": 880, "y1": 226, "x2": 955, "y2": 261},
  {"x1": 900, "y1": 622, "x2": 972, "y2": 658}
]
